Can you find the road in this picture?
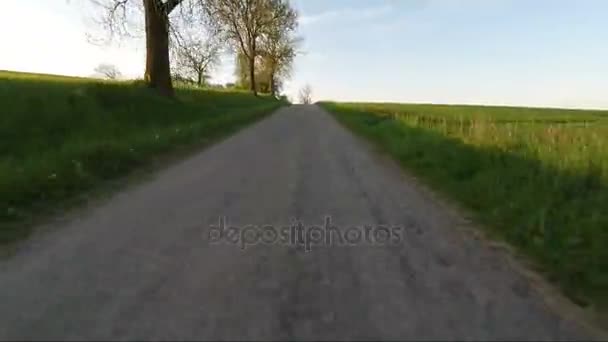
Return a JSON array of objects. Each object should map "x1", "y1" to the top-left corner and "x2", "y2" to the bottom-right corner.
[{"x1": 0, "y1": 105, "x2": 597, "y2": 340}]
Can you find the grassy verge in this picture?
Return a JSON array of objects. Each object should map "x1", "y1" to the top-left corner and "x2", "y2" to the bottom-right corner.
[
  {"x1": 0, "y1": 70, "x2": 285, "y2": 244},
  {"x1": 320, "y1": 101, "x2": 608, "y2": 310}
]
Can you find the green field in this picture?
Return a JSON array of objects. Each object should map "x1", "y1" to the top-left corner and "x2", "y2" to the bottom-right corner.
[
  {"x1": 0, "y1": 70, "x2": 284, "y2": 244},
  {"x1": 320, "y1": 101, "x2": 608, "y2": 310}
]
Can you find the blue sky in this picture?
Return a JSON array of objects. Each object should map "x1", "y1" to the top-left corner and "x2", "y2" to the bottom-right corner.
[{"x1": 1, "y1": 0, "x2": 607, "y2": 108}]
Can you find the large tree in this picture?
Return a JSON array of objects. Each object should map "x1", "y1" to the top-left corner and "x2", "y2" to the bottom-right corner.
[
  {"x1": 143, "y1": 0, "x2": 185, "y2": 96},
  {"x1": 205, "y1": 0, "x2": 297, "y2": 96},
  {"x1": 92, "y1": 0, "x2": 187, "y2": 96}
]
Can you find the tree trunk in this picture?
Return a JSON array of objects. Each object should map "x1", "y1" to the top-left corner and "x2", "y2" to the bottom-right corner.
[
  {"x1": 249, "y1": 39, "x2": 257, "y2": 96},
  {"x1": 197, "y1": 71, "x2": 203, "y2": 87},
  {"x1": 143, "y1": 0, "x2": 174, "y2": 97},
  {"x1": 269, "y1": 71, "x2": 276, "y2": 97},
  {"x1": 248, "y1": 57, "x2": 257, "y2": 96}
]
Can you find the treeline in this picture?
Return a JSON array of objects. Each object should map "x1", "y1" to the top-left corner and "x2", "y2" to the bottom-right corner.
[{"x1": 93, "y1": 0, "x2": 300, "y2": 97}]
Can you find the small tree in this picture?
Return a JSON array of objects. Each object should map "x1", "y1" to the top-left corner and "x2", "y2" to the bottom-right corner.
[
  {"x1": 299, "y1": 84, "x2": 312, "y2": 104},
  {"x1": 170, "y1": 8, "x2": 221, "y2": 87},
  {"x1": 94, "y1": 63, "x2": 122, "y2": 79}
]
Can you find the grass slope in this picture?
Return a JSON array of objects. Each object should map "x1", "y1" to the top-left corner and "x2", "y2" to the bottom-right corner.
[
  {"x1": 0, "y1": 70, "x2": 285, "y2": 244},
  {"x1": 320, "y1": 101, "x2": 608, "y2": 311}
]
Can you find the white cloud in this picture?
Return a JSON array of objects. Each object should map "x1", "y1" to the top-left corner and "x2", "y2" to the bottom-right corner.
[{"x1": 299, "y1": 4, "x2": 393, "y2": 26}]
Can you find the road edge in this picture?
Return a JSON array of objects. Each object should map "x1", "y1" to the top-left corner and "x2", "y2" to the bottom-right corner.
[
  {"x1": 316, "y1": 103, "x2": 608, "y2": 340},
  {"x1": 0, "y1": 105, "x2": 287, "y2": 259}
]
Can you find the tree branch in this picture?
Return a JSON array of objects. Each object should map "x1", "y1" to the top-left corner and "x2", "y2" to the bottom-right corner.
[{"x1": 163, "y1": 0, "x2": 184, "y2": 14}]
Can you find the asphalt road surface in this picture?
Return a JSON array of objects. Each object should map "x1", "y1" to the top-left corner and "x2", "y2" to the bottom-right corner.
[{"x1": 0, "y1": 105, "x2": 598, "y2": 340}]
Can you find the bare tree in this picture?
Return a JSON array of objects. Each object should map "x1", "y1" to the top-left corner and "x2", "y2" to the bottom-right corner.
[
  {"x1": 299, "y1": 84, "x2": 312, "y2": 104},
  {"x1": 94, "y1": 63, "x2": 122, "y2": 79},
  {"x1": 91, "y1": 0, "x2": 187, "y2": 96},
  {"x1": 170, "y1": 7, "x2": 221, "y2": 87},
  {"x1": 205, "y1": 0, "x2": 297, "y2": 96}
]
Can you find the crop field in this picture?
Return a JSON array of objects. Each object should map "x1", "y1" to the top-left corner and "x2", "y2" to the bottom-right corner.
[
  {"x1": 321, "y1": 101, "x2": 608, "y2": 310},
  {"x1": 0, "y1": 71, "x2": 284, "y2": 244}
]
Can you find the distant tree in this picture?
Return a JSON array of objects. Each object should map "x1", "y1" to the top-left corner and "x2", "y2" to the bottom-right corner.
[
  {"x1": 94, "y1": 63, "x2": 122, "y2": 79},
  {"x1": 206, "y1": 82, "x2": 225, "y2": 89},
  {"x1": 205, "y1": 0, "x2": 298, "y2": 96},
  {"x1": 170, "y1": 7, "x2": 221, "y2": 87},
  {"x1": 233, "y1": 53, "x2": 270, "y2": 93},
  {"x1": 171, "y1": 73, "x2": 196, "y2": 86},
  {"x1": 299, "y1": 84, "x2": 312, "y2": 104},
  {"x1": 232, "y1": 52, "x2": 268, "y2": 93},
  {"x1": 234, "y1": 52, "x2": 252, "y2": 89}
]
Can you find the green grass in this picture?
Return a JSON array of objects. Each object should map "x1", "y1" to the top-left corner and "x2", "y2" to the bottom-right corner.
[
  {"x1": 0, "y1": 70, "x2": 285, "y2": 244},
  {"x1": 320, "y1": 101, "x2": 608, "y2": 310},
  {"x1": 344, "y1": 102, "x2": 608, "y2": 124}
]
